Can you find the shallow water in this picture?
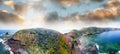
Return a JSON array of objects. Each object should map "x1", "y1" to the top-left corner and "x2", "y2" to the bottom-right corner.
[{"x1": 78, "y1": 30, "x2": 120, "y2": 53}]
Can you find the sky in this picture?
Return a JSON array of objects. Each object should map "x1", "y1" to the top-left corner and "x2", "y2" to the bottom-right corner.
[{"x1": 0, "y1": 0, "x2": 120, "y2": 33}]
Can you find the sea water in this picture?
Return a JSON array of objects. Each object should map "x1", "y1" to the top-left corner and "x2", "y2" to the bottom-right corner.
[
  {"x1": 77, "y1": 30, "x2": 120, "y2": 54},
  {"x1": 0, "y1": 30, "x2": 16, "y2": 54},
  {"x1": 0, "y1": 39, "x2": 13, "y2": 54}
]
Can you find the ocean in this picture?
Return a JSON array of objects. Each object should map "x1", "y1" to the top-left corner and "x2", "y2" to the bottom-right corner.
[{"x1": 0, "y1": 30, "x2": 16, "y2": 54}]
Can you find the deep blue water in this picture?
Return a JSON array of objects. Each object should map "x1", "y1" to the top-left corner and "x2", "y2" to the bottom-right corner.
[
  {"x1": 0, "y1": 36, "x2": 5, "y2": 38},
  {"x1": 77, "y1": 30, "x2": 120, "y2": 53},
  {"x1": 87, "y1": 30, "x2": 120, "y2": 44},
  {"x1": 0, "y1": 30, "x2": 17, "y2": 54},
  {"x1": 97, "y1": 30, "x2": 120, "y2": 43},
  {"x1": 0, "y1": 30, "x2": 16, "y2": 34},
  {"x1": 86, "y1": 30, "x2": 120, "y2": 53},
  {"x1": 0, "y1": 30, "x2": 17, "y2": 38}
]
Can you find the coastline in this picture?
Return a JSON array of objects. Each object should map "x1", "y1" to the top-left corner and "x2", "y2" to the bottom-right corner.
[
  {"x1": 0, "y1": 32, "x2": 29, "y2": 54},
  {"x1": 0, "y1": 38, "x2": 13, "y2": 54}
]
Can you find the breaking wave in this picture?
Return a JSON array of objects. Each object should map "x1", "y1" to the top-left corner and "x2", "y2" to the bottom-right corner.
[{"x1": 0, "y1": 38, "x2": 13, "y2": 54}]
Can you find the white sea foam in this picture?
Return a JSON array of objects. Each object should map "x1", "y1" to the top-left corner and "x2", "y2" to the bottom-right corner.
[{"x1": 0, "y1": 38, "x2": 14, "y2": 54}]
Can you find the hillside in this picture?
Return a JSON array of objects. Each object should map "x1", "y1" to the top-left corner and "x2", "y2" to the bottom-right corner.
[
  {"x1": 65, "y1": 27, "x2": 120, "y2": 39},
  {"x1": 12, "y1": 28, "x2": 71, "y2": 54}
]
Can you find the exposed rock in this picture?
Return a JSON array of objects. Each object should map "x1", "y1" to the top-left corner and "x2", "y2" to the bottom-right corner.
[{"x1": 6, "y1": 38, "x2": 29, "y2": 54}]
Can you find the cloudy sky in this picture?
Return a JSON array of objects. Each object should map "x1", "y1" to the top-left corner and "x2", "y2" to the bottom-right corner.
[{"x1": 0, "y1": 0, "x2": 120, "y2": 33}]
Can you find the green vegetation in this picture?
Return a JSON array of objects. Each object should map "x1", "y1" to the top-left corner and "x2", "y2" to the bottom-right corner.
[
  {"x1": 27, "y1": 44, "x2": 44, "y2": 54},
  {"x1": 56, "y1": 37, "x2": 70, "y2": 54},
  {"x1": 13, "y1": 28, "x2": 72, "y2": 54}
]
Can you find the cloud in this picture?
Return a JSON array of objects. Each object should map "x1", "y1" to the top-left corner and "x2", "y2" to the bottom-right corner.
[
  {"x1": 116, "y1": 7, "x2": 120, "y2": 16},
  {"x1": 59, "y1": 0, "x2": 80, "y2": 4},
  {"x1": 101, "y1": 0, "x2": 120, "y2": 17},
  {"x1": 82, "y1": 9, "x2": 115, "y2": 20},
  {"x1": 3, "y1": 0, "x2": 14, "y2": 9},
  {"x1": 90, "y1": 0, "x2": 104, "y2": 2},
  {"x1": 51, "y1": 0, "x2": 80, "y2": 6},
  {"x1": 12, "y1": 0, "x2": 45, "y2": 15},
  {"x1": 0, "y1": 10, "x2": 24, "y2": 24},
  {"x1": 33, "y1": 0, "x2": 42, "y2": 2},
  {"x1": 1, "y1": 0, "x2": 120, "y2": 31},
  {"x1": 32, "y1": 2, "x2": 46, "y2": 12},
  {"x1": 70, "y1": 7, "x2": 120, "y2": 23},
  {"x1": 14, "y1": 2, "x2": 28, "y2": 14},
  {"x1": 45, "y1": 12, "x2": 60, "y2": 23},
  {"x1": 44, "y1": 7, "x2": 120, "y2": 24},
  {"x1": 104, "y1": 0, "x2": 120, "y2": 7},
  {"x1": 42, "y1": 0, "x2": 120, "y2": 26}
]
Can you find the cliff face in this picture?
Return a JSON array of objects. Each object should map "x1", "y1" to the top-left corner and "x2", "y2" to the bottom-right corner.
[{"x1": 6, "y1": 38, "x2": 29, "y2": 54}]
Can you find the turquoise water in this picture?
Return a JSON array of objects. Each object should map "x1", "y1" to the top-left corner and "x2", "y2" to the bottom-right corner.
[
  {"x1": 86, "y1": 30, "x2": 120, "y2": 53},
  {"x1": 0, "y1": 42, "x2": 10, "y2": 54},
  {"x1": 97, "y1": 30, "x2": 120, "y2": 53}
]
